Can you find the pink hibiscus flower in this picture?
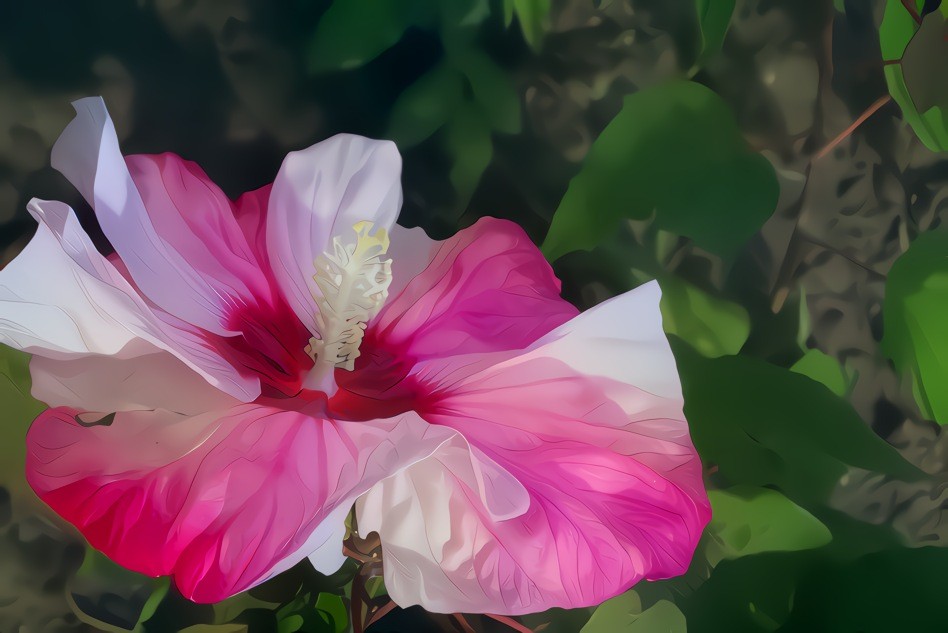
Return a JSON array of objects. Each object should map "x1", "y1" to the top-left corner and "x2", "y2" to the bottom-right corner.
[{"x1": 0, "y1": 97, "x2": 710, "y2": 615}]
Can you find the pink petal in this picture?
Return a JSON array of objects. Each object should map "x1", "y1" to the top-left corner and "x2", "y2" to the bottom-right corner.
[
  {"x1": 266, "y1": 134, "x2": 402, "y2": 336},
  {"x1": 26, "y1": 402, "x2": 462, "y2": 603},
  {"x1": 333, "y1": 218, "x2": 579, "y2": 416},
  {"x1": 357, "y1": 282, "x2": 710, "y2": 614}
]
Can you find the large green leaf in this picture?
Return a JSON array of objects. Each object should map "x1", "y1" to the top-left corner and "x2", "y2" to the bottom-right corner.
[
  {"x1": 705, "y1": 486, "x2": 832, "y2": 565},
  {"x1": 879, "y1": 1, "x2": 948, "y2": 151},
  {"x1": 674, "y1": 341, "x2": 924, "y2": 503},
  {"x1": 883, "y1": 230, "x2": 948, "y2": 424},
  {"x1": 660, "y1": 276, "x2": 750, "y2": 357},
  {"x1": 542, "y1": 81, "x2": 778, "y2": 262}
]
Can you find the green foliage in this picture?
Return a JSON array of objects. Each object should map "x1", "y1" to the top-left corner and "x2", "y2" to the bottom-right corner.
[
  {"x1": 582, "y1": 593, "x2": 686, "y2": 633},
  {"x1": 502, "y1": 0, "x2": 552, "y2": 50},
  {"x1": 693, "y1": 0, "x2": 736, "y2": 66},
  {"x1": 542, "y1": 81, "x2": 779, "y2": 262},
  {"x1": 790, "y1": 349, "x2": 852, "y2": 397},
  {"x1": 660, "y1": 276, "x2": 750, "y2": 357},
  {"x1": 67, "y1": 549, "x2": 170, "y2": 633},
  {"x1": 674, "y1": 341, "x2": 923, "y2": 503},
  {"x1": 879, "y1": 0, "x2": 948, "y2": 151},
  {"x1": 884, "y1": 230, "x2": 948, "y2": 424},
  {"x1": 306, "y1": 0, "x2": 439, "y2": 72},
  {"x1": 705, "y1": 486, "x2": 832, "y2": 564}
]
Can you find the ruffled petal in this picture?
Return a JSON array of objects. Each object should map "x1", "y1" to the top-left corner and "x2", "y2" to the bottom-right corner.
[
  {"x1": 357, "y1": 281, "x2": 710, "y2": 614},
  {"x1": 1, "y1": 197, "x2": 260, "y2": 402},
  {"x1": 51, "y1": 98, "x2": 261, "y2": 336},
  {"x1": 266, "y1": 134, "x2": 402, "y2": 336},
  {"x1": 26, "y1": 402, "x2": 462, "y2": 603},
  {"x1": 333, "y1": 217, "x2": 579, "y2": 416}
]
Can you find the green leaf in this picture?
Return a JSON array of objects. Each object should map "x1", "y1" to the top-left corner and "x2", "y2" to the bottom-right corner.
[
  {"x1": 388, "y1": 63, "x2": 466, "y2": 148},
  {"x1": 879, "y1": 2, "x2": 948, "y2": 151},
  {"x1": 673, "y1": 342, "x2": 924, "y2": 504},
  {"x1": 504, "y1": 0, "x2": 551, "y2": 50},
  {"x1": 583, "y1": 595, "x2": 686, "y2": 633},
  {"x1": 883, "y1": 230, "x2": 948, "y2": 424},
  {"x1": 780, "y1": 547, "x2": 948, "y2": 631},
  {"x1": 306, "y1": 0, "x2": 437, "y2": 73},
  {"x1": 456, "y1": 51, "x2": 522, "y2": 134},
  {"x1": 178, "y1": 626, "x2": 247, "y2": 633},
  {"x1": 694, "y1": 0, "x2": 736, "y2": 64},
  {"x1": 542, "y1": 81, "x2": 778, "y2": 262},
  {"x1": 67, "y1": 548, "x2": 169, "y2": 633},
  {"x1": 276, "y1": 614, "x2": 304, "y2": 633},
  {"x1": 0, "y1": 346, "x2": 44, "y2": 493},
  {"x1": 315, "y1": 593, "x2": 348, "y2": 633},
  {"x1": 659, "y1": 277, "x2": 749, "y2": 357},
  {"x1": 790, "y1": 349, "x2": 850, "y2": 397},
  {"x1": 445, "y1": 104, "x2": 493, "y2": 213},
  {"x1": 706, "y1": 486, "x2": 832, "y2": 565}
]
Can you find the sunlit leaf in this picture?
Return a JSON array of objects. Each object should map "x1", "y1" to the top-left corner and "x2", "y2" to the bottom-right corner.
[
  {"x1": 884, "y1": 230, "x2": 948, "y2": 424},
  {"x1": 706, "y1": 486, "x2": 832, "y2": 565},
  {"x1": 583, "y1": 594, "x2": 686, "y2": 633},
  {"x1": 660, "y1": 276, "x2": 749, "y2": 357},
  {"x1": 879, "y1": 1, "x2": 948, "y2": 151},
  {"x1": 790, "y1": 349, "x2": 851, "y2": 397}
]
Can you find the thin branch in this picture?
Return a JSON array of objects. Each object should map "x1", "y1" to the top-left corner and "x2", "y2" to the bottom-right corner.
[
  {"x1": 901, "y1": 0, "x2": 923, "y2": 24},
  {"x1": 452, "y1": 613, "x2": 478, "y2": 633},
  {"x1": 814, "y1": 95, "x2": 892, "y2": 160}
]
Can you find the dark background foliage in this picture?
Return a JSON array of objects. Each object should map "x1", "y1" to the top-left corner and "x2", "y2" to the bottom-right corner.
[{"x1": 2, "y1": 0, "x2": 948, "y2": 631}]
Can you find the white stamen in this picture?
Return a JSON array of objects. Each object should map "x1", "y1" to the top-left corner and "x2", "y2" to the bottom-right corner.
[{"x1": 305, "y1": 221, "x2": 392, "y2": 383}]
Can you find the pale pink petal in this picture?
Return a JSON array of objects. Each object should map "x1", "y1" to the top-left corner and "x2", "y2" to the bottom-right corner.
[
  {"x1": 266, "y1": 134, "x2": 402, "y2": 336},
  {"x1": 26, "y1": 402, "x2": 462, "y2": 603},
  {"x1": 6, "y1": 198, "x2": 260, "y2": 402},
  {"x1": 357, "y1": 281, "x2": 710, "y2": 614},
  {"x1": 50, "y1": 98, "x2": 256, "y2": 336},
  {"x1": 333, "y1": 217, "x2": 578, "y2": 416}
]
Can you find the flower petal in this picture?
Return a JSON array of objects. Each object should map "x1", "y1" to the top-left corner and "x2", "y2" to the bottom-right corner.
[
  {"x1": 30, "y1": 350, "x2": 238, "y2": 415},
  {"x1": 373, "y1": 217, "x2": 579, "y2": 359},
  {"x1": 266, "y1": 134, "x2": 402, "y2": 335},
  {"x1": 332, "y1": 218, "x2": 580, "y2": 417},
  {"x1": 51, "y1": 98, "x2": 263, "y2": 336},
  {"x1": 3, "y1": 198, "x2": 260, "y2": 402},
  {"x1": 357, "y1": 281, "x2": 710, "y2": 614},
  {"x1": 26, "y1": 402, "x2": 461, "y2": 603}
]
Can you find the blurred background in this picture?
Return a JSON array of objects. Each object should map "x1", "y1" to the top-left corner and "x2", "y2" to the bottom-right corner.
[{"x1": 2, "y1": 0, "x2": 948, "y2": 631}]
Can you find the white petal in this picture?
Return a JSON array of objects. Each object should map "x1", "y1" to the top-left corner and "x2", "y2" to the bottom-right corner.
[
  {"x1": 4, "y1": 198, "x2": 259, "y2": 403},
  {"x1": 266, "y1": 134, "x2": 402, "y2": 335},
  {"x1": 50, "y1": 97, "x2": 237, "y2": 335}
]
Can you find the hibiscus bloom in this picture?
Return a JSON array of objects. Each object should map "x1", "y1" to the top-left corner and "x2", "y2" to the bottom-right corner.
[{"x1": 0, "y1": 98, "x2": 710, "y2": 615}]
